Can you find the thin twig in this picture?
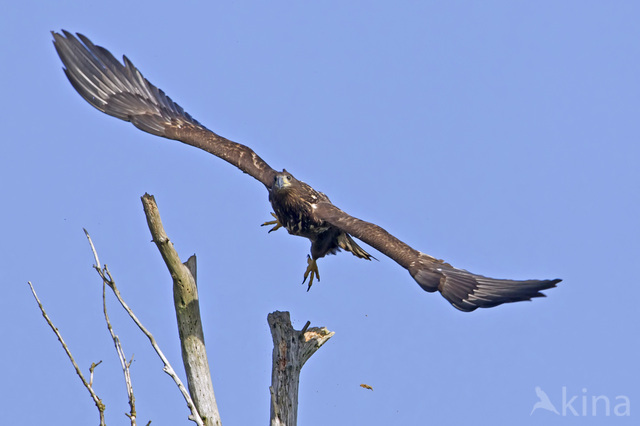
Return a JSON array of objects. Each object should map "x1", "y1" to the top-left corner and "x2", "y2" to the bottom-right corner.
[
  {"x1": 298, "y1": 321, "x2": 311, "y2": 338},
  {"x1": 84, "y1": 229, "x2": 204, "y2": 426},
  {"x1": 89, "y1": 361, "x2": 103, "y2": 388},
  {"x1": 102, "y1": 280, "x2": 137, "y2": 426},
  {"x1": 27, "y1": 281, "x2": 106, "y2": 426}
]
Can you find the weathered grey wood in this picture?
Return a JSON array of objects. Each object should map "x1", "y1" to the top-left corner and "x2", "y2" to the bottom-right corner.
[
  {"x1": 268, "y1": 311, "x2": 334, "y2": 426},
  {"x1": 141, "y1": 193, "x2": 221, "y2": 426}
]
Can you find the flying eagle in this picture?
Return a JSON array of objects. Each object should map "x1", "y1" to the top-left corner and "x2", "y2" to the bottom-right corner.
[{"x1": 52, "y1": 30, "x2": 560, "y2": 312}]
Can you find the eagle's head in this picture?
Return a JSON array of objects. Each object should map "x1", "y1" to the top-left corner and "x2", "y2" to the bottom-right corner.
[
  {"x1": 269, "y1": 169, "x2": 325, "y2": 208},
  {"x1": 272, "y1": 169, "x2": 298, "y2": 192}
]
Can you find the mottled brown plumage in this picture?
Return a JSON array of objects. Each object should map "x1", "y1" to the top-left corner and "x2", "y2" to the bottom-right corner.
[
  {"x1": 52, "y1": 30, "x2": 561, "y2": 311},
  {"x1": 266, "y1": 170, "x2": 373, "y2": 288}
]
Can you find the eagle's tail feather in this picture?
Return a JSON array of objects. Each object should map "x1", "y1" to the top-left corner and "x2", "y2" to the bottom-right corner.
[{"x1": 338, "y1": 234, "x2": 375, "y2": 261}]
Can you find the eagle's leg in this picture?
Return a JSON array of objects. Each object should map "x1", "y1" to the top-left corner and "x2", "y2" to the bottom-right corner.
[
  {"x1": 302, "y1": 255, "x2": 320, "y2": 291},
  {"x1": 261, "y1": 212, "x2": 282, "y2": 233}
]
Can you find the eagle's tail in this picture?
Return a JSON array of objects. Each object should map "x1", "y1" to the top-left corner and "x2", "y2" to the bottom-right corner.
[
  {"x1": 52, "y1": 30, "x2": 203, "y2": 138},
  {"x1": 409, "y1": 254, "x2": 560, "y2": 312},
  {"x1": 338, "y1": 234, "x2": 375, "y2": 261}
]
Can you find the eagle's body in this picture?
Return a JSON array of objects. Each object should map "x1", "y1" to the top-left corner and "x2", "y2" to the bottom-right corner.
[
  {"x1": 52, "y1": 30, "x2": 561, "y2": 312},
  {"x1": 267, "y1": 171, "x2": 373, "y2": 286},
  {"x1": 268, "y1": 172, "x2": 332, "y2": 242}
]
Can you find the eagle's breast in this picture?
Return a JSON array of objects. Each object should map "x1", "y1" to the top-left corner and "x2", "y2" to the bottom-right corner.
[{"x1": 269, "y1": 180, "x2": 331, "y2": 240}]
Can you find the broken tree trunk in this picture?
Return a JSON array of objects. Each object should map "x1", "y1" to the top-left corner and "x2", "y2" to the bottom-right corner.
[{"x1": 268, "y1": 311, "x2": 334, "y2": 426}]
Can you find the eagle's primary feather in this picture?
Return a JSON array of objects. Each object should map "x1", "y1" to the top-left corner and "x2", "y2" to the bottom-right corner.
[{"x1": 52, "y1": 30, "x2": 560, "y2": 312}]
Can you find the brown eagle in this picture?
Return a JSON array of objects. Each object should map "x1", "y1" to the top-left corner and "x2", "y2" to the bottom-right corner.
[{"x1": 52, "y1": 30, "x2": 560, "y2": 312}]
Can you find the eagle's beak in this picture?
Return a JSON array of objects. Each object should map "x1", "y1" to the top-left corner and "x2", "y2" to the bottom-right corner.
[{"x1": 275, "y1": 175, "x2": 291, "y2": 190}]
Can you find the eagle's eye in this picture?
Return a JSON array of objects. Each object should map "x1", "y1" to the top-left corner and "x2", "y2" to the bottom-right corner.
[{"x1": 286, "y1": 175, "x2": 292, "y2": 181}]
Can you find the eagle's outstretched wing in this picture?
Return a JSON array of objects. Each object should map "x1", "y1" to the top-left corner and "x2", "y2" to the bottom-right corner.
[
  {"x1": 53, "y1": 30, "x2": 560, "y2": 311},
  {"x1": 52, "y1": 30, "x2": 276, "y2": 188},
  {"x1": 313, "y1": 203, "x2": 560, "y2": 312}
]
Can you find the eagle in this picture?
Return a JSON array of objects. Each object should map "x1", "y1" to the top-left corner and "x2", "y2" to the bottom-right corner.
[{"x1": 52, "y1": 30, "x2": 560, "y2": 312}]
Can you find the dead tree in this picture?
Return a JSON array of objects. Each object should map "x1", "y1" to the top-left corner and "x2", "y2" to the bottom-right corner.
[{"x1": 29, "y1": 193, "x2": 334, "y2": 426}]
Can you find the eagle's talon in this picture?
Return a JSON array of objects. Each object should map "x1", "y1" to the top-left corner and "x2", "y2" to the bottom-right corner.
[
  {"x1": 302, "y1": 255, "x2": 320, "y2": 291},
  {"x1": 261, "y1": 212, "x2": 282, "y2": 233}
]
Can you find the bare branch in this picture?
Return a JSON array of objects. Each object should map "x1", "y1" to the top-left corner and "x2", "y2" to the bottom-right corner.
[
  {"x1": 140, "y1": 193, "x2": 221, "y2": 426},
  {"x1": 83, "y1": 229, "x2": 205, "y2": 426},
  {"x1": 102, "y1": 279, "x2": 137, "y2": 425},
  {"x1": 298, "y1": 321, "x2": 311, "y2": 337},
  {"x1": 27, "y1": 281, "x2": 106, "y2": 426},
  {"x1": 89, "y1": 361, "x2": 102, "y2": 388}
]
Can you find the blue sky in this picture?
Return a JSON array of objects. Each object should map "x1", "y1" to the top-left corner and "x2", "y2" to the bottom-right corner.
[{"x1": 2, "y1": 1, "x2": 638, "y2": 425}]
